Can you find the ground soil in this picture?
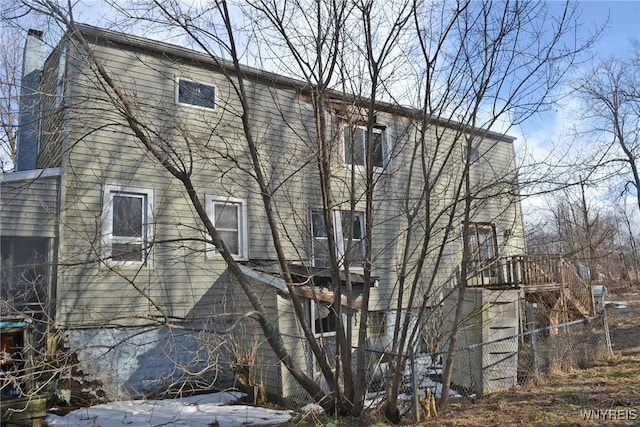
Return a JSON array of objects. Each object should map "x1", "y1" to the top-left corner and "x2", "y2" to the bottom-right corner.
[{"x1": 418, "y1": 284, "x2": 640, "y2": 426}]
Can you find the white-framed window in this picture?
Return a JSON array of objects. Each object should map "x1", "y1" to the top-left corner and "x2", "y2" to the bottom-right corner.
[
  {"x1": 368, "y1": 310, "x2": 387, "y2": 336},
  {"x1": 306, "y1": 299, "x2": 338, "y2": 337},
  {"x1": 205, "y1": 195, "x2": 248, "y2": 259},
  {"x1": 343, "y1": 125, "x2": 389, "y2": 170},
  {"x1": 463, "y1": 145, "x2": 481, "y2": 164},
  {"x1": 464, "y1": 222, "x2": 498, "y2": 283},
  {"x1": 310, "y1": 209, "x2": 365, "y2": 269},
  {"x1": 175, "y1": 77, "x2": 216, "y2": 110},
  {"x1": 102, "y1": 185, "x2": 154, "y2": 266}
]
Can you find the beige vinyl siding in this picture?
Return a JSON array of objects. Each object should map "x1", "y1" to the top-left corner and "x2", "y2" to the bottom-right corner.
[
  {"x1": 53, "y1": 29, "x2": 523, "y2": 331},
  {"x1": 56, "y1": 35, "x2": 314, "y2": 324},
  {"x1": 0, "y1": 172, "x2": 59, "y2": 237},
  {"x1": 55, "y1": 40, "x2": 247, "y2": 325}
]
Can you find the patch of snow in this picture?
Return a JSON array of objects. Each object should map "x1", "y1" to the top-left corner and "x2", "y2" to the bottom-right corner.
[
  {"x1": 364, "y1": 393, "x2": 385, "y2": 408},
  {"x1": 414, "y1": 378, "x2": 461, "y2": 398},
  {"x1": 605, "y1": 300, "x2": 628, "y2": 309},
  {"x1": 45, "y1": 392, "x2": 293, "y2": 427},
  {"x1": 300, "y1": 403, "x2": 324, "y2": 415}
]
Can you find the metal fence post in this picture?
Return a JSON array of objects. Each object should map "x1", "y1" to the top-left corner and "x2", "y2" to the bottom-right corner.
[
  {"x1": 411, "y1": 348, "x2": 420, "y2": 422},
  {"x1": 531, "y1": 328, "x2": 539, "y2": 373},
  {"x1": 602, "y1": 311, "x2": 613, "y2": 356}
]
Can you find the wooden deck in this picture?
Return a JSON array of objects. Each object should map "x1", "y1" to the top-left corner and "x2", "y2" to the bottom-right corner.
[
  {"x1": 521, "y1": 283, "x2": 564, "y2": 293},
  {"x1": 467, "y1": 255, "x2": 595, "y2": 317}
]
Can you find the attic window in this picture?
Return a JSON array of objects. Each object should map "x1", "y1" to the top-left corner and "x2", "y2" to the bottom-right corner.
[{"x1": 176, "y1": 78, "x2": 216, "y2": 110}]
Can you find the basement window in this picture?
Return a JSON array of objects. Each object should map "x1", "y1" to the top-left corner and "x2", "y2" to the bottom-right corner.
[
  {"x1": 368, "y1": 311, "x2": 387, "y2": 336},
  {"x1": 307, "y1": 300, "x2": 338, "y2": 337}
]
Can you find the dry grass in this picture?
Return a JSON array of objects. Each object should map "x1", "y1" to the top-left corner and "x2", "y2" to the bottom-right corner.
[
  {"x1": 420, "y1": 286, "x2": 640, "y2": 426},
  {"x1": 269, "y1": 286, "x2": 640, "y2": 426}
]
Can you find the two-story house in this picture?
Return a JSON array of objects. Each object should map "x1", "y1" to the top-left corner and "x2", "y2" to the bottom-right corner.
[{"x1": 1, "y1": 24, "x2": 526, "y2": 402}]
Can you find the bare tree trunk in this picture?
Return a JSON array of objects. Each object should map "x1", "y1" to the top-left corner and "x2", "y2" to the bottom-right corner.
[{"x1": 438, "y1": 137, "x2": 473, "y2": 412}]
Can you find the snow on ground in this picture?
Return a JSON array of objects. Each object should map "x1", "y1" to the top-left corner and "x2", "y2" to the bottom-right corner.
[
  {"x1": 44, "y1": 359, "x2": 458, "y2": 426},
  {"x1": 606, "y1": 300, "x2": 628, "y2": 309},
  {"x1": 45, "y1": 391, "x2": 293, "y2": 427}
]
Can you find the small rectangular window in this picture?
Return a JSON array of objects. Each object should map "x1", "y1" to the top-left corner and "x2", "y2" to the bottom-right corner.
[
  {"x1": 102, "y1": 185, "x2": 154, "y2": 266},
  {"x1": 343, "y1": 125, "x2": 387, "y2": 169},
  {"x1": 206, "y1": 195, "x2": 248, "y2": 259},
  {"x1": 310, "y1": 209, "x2": 365, "y2": 269},
  {"x1": 176, "y1": 78, "x2": 216, "y2": 110},
  {"x1": 306, "y1": 300, "x2": 338, "y2": 337},
  {"x1": 463, "y1": 145, "x2": 481, "y2": 164},
  {"x1": 369, "y1": 311, "x2": 387, "y2": 336},
  {"x1": 315, "y1": 302, "x2": 337, "y2": 336}
]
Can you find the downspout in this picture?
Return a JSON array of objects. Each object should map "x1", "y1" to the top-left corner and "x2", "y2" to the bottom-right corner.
[{"x1": 48, "y1": 172, "x2": 61, "y2": 349}]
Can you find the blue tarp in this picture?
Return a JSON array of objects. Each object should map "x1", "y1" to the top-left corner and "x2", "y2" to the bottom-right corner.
[{"x1": 0, "y1": 321, "x2": 29, "y2": 330}]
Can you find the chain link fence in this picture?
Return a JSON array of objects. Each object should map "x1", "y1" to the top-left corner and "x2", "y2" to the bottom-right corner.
[
  {"x1": 411, "y1": 313, "x2": 611, "y2": 399},
  {"x1": 272, "y1": 313, "x2": 612, "y2": 417}
]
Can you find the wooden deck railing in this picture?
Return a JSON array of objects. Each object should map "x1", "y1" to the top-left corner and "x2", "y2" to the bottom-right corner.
[{"x1": 467, "y1": 255, "x2": 595, "y2": 315}]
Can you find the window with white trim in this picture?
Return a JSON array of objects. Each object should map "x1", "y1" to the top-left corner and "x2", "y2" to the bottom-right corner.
[
  {"x1": 205, "y1": 195, "x2": 248, "y2": 259},
  {"x1": 310, "y1": 209, "x2": 365, "y2": 269},
  {"x1": 463, "y1": 145, "x2": 481, "y2": 164},
  {"x1": 465, "y1": 222, "x2": 498, "y2": 282},
  {"x1": 343, "y1": 125, "x2": 388, "y2": 169},
  {"x1": 176, "y1": 77, "x2": 216, "y2": 110},
  {"x1": 368, "y1": 311, "x2": 387, "y2": 336},
  {"x1": 102, "y1": 185, "x2": 153, "y2": 266},
  {"x1": 306, "y1": 299, "x2": 338, "y2": 337}
]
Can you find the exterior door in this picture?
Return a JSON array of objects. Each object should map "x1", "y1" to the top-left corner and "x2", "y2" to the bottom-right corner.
[{"x1": 466, "y1": 223, "x2": 498, "y2": 285}]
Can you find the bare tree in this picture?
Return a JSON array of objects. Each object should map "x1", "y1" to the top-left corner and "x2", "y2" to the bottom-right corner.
[
  {"x1": 615, "y1": 202, "x2": 640, "y2": 283},
  {"x1": 1, "y1": 0, "x2": 598, "y2": 422},
  {"x1": 552, "y1": 184, "x2": 617, "y2": 280},
  {"x1": 526, "y1": 185, "x2": 636, "y2": 286},
  {"x1": 574, "y1": 42, "x2": 640, "y2": 212},
  {"x1": 0, "y1": 26, "x2": 23, "y2": 171},
  {"x1": 403, "y1": 0, "x2": 596, "y2": 413}
]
